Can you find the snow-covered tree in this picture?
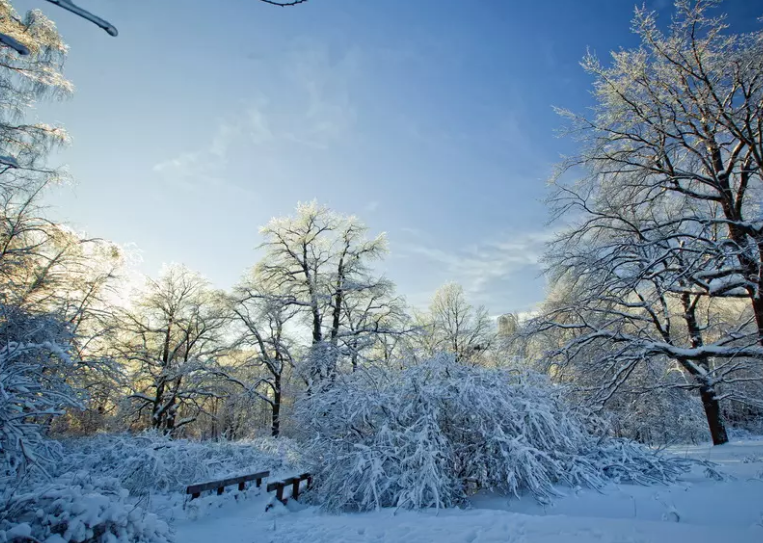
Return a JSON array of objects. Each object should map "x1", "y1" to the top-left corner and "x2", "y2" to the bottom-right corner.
[
  {"x1": 0, "y1": 0, "x2": 125, "y2": 470},
  {"x1": 229, "y1": 273, "x2": 299, "y2": 437},
  {"x1": 556, "y1": 0, "x2": 763, "y2": 342},
  {"x1": 530, "y1": 184, "x2": 763, "y2": 444},
  {"x1": 0, "y1": 306, "x2": 78, "y2": 479},
  {"x1": 337, "y1": 279, "x2": 410, "y2": 372},
  {"x1": 0, "y1": 1, "x2": 116, "y2": 57},
  {"x1": 412, "y1": 282, "x2": 495, "y2": 364},
  {"x1": 0, "y1": 1, "x2": 70, "y2": 169},
  {"x1": 533, "y1": 0, "x2": 763, "y2": 446},
  {"x1": 115, "y1": 265, "x2": 229, "y2": 434},
  {"x1": 0, "y1": 178, "x2": 125, "y2": 441},
  {"x1": 0, "y1": 0, "x2": 315, "y2": 57},
  {"x1": 257, "y1": 202, "x2": 389, "y2": 386}
]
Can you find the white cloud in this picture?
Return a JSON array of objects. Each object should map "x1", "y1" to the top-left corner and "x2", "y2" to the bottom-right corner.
[
  {"x1": 396, "y1": 229, "x2": 555, "y2": 312},
  {"x1": 152, "y1": 119, "x2": 241, "y2": 193},
  {"x1": 152, "y1": 41, "x2": 360, "y2": 187}
]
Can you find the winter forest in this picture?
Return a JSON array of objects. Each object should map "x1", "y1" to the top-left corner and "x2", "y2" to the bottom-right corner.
[{"x1": 1, "y1": 1, "x2": 763, "y2": 542}]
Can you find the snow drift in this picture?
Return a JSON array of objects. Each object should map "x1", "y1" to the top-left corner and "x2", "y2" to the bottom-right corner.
[{"x1": 0, "y1": 471, "x2": 171, "y2": 543}]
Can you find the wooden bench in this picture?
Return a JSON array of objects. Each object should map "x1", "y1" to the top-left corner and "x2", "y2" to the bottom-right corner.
[
  {"x1": 186, "y1": 470, "x2": 270, "y2": 500},
  {"x1": 266, "y1": 472, "x2": 312, "y2": 504}
]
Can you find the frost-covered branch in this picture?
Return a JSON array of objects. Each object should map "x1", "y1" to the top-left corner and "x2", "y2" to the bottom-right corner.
[
  {"x1": 258, "y1": 0, "x2": 309, "y2": 5},
  {"x1": 43, "y1": 0, "x2": 118, "y2": 36}
]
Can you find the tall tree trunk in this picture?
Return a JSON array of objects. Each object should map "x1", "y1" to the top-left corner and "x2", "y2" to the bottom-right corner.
[
  {"x1": 152, "y1": 378, "x2": 166, "y2": 429},
  {"x1": 164, "y1": 377, "x2": 182, "y2": 435},
  {"x1": 311, "y1": 304, "x2": 322, "y2": 344},
  {"x1": 699, "y1": 385, "x2": 728, "y2": 445},
  {"x1": 271, "y1": 373, "x2": 281, "y2": 437},
  {"x1": 301, "y1": 243, "x2": 322, "y2": 344},
  {"x1": 751, "y1": 293, "x2": 763, "y2": 347},
  {"x1": 330, "y1": 257, "x2": 345, "y2": 344},
  {"x1": 164, "y1": 398, "x2": 176, "y2": 435},
  {"x1": 152, "y1": 316, "x2": 174, "y2": 429},
  {"x1": 679, "y1": 292, "x2": 729, "y2": 445}
]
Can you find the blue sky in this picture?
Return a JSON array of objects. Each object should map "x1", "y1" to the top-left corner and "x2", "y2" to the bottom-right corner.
[{"x1": 14, "y1": 0, "x2": 761, "y2": 315}]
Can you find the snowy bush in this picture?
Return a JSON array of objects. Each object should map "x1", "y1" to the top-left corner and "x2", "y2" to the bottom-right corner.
[
  {"x1": 0, "y1": 471, "x2": 171, "y2": 543},
  {"x1": 296, "y1": 355, "x2": 694, "y2": 511},
  {"x1": 602, "y1": 388, "x2": 709, "y2": 446},
  {"x1": 0, "y1": 307, "x2": 80, "y2": 480},
  {"x1": 55, "y1": 432, "x2": 302, "y2": 495}
]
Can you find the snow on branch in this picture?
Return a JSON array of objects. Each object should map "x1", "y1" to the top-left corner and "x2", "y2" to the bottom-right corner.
[
  {"x1": 43, "y1": 0, "x2": 118, "y2": 36},
  {"x1": 0, "y1": 0, "x2": 118, "y2": 55},
  {"x1": 258, "y1": 0, "x2": 309, "y2": 5},
  {"x1": 0, "y1": 32, "x2": 30, "y2": 55},
  {"x1": 0, "y1": 154, "x2": 20, "y2": 169}
]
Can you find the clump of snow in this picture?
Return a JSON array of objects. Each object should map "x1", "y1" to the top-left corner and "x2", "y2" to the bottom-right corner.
[
  {"x1": 0, "y1": 471, "x2": 171, "y2": 543},
  {"x1": 296, "y1": 355, "x2": 695, "y2": 511},
  {"x1": 55, "y1": 432, "x2": 302, "y2": 495}
]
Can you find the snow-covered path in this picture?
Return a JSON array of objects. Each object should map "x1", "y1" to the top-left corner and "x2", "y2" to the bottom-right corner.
[{"x1": 174, "y1": 441, "x2": 763, "y2": 543}]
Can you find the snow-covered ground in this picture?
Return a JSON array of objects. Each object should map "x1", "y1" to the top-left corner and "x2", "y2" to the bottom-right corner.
[{"x1": 175, "y1": 440, "x2": 763, "y2": 543}]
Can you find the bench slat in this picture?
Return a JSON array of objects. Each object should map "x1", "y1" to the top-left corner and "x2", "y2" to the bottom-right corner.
[{"x1": 186, "y1": 470, "x2": 270, "y2": 495}]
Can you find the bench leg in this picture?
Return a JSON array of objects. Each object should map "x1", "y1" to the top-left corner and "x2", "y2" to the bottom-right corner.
[
  {"x1": 238, "y1": 482, "x2": 246, "y2": 491},
  {"x1": 217, "y1": 486, "x2": 224, "y2": 496},
  {"x1": 292, "y1": 480, "x2": 300, "y2": 501},
  {"x1": 276, "y1": 485, "x2": 285, "y2": 504},
  {"x1": 191, "y1": 492, "x2": 200, "y2": 500}
]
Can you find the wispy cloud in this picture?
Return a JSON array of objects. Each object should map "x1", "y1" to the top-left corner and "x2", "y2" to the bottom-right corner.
[
  {"x1": 152, "y1": 41, "x2": 360, "y2": 188},
  {"x1": 396, "y1": 228, "x2": 555, "y2": 313},
  {"x1": 152, "y1": 119, "x2": 242, "y2": 193}
]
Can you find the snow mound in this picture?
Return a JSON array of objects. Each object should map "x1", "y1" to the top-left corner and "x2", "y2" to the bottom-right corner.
[{"x1": 0, "y1": 471, "x2": 171, "y2": 543}]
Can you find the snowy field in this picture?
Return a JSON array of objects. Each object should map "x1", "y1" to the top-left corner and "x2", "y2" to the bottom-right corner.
[{"x1": 175, "y1": 440, "x2": 763, "y2": 543}]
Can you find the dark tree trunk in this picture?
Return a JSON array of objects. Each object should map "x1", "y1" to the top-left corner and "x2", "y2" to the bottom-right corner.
[
  {"x1": 152, "y1": 316, "x2": 175, "y2": 429},
  {"x1": 152, "y1": 378, "x2": 166, "y2": 429},
  {"x1": 679, "y1": 293, "x2": 729, "y2": 445},
  {"x1": 271, "y1": 373, "x2": 281, "y2": 437},
  {"x1": 751, "y1": 293, "x2": 763, "y2": 347},
  {"x1": 164, "y1": 401, "x2": 176, "y2": 434},
  {"x1": 311, "y1": 305, "x2": 322, "y2": 344},
  {"x1": 699, "y1": 385, "x2": 728, "y2": 445}
]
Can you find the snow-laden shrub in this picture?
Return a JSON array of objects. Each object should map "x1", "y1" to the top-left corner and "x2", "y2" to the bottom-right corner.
[
  {"x1": 296, "y1": 355, "x2": 693, "y2": 511},
  {"x1": 0, "y1": 307, "x2": 80, "y2": 481},
  {"x1": 602, "y1": 388, "x2": 709, "y2": 446},
  {"x1": 55, "y1": 433, "x2": 301, "y2": 495},
  {"x1": 0, "y1": 471, "x2": 171, "y2": 543}
]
